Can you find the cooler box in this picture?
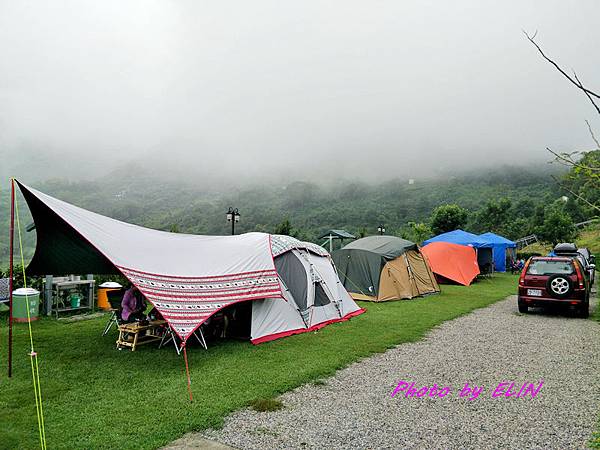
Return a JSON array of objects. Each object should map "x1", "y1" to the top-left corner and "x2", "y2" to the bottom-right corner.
[
  {"x1": 12, "y1": 288, "x2": 40, "y2": 322},
  {"x1": 97, "y1": 282, "x2": 122, "y2": 311}
]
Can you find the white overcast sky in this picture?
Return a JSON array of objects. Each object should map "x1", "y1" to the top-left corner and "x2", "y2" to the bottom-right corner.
[{"x1": 0, "y1": 0, "x2": 599, "y2": 182}]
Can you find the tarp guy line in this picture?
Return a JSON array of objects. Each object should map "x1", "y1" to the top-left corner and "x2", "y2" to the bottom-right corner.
[{"x1": 14, "y1": 180, "x2": 47, "y2": 449}]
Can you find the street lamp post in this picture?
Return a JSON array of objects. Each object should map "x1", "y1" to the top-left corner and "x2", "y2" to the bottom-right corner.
[
  {"x1": 377, "y1": 224, "x2": 385, "y2": 235},
  {"x1": 226, "y1": 207, "x2": 240, "y2": 235}
]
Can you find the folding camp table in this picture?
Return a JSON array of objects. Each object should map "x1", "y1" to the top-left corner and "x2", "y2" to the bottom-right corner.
[
  {"x1": 116, "y1": 320, "x2": 167, "y2": 351},
  {"x1": 115, "y1": 320, "x2": 207, "y2": 353}
]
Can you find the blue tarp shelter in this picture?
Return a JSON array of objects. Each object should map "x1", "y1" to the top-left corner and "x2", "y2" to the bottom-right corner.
[
  {"x1": 478, "y1": 232, "x2": 517, "y2": 272},
  {"x1": 423, "y1": 230, "x2": 494, "y2": 248},
  {"x1": 423, "y1": 230, "x2": 495, "y2": 273}
]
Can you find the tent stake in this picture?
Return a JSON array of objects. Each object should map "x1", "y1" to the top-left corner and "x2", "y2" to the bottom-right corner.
[{"x1": 8, "y1": 178, "x2": 15, "y2": 378}]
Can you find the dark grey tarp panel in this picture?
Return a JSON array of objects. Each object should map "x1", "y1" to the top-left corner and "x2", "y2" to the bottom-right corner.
[
  {"x1": 274, "y1": 251, "x2": 308, "y2": 311},
  {"x1": 476, "y1": 247, "x2": 494, "y2": 271},
  {"x1": 332, "y1": 248, "x2": 385, "y2": 296},
  {"x1": 318, "y1": 229, "x2": 356, "y2": 239},
  {"x1": 341, "y1": 235, "x2": 417, "y2": 260},
  {"x1": 19, "y1": 181, "x2": 118, "y2": 276}
]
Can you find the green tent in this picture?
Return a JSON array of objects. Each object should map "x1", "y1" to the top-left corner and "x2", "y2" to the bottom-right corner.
[{"x1": 332, "y1": 236, "x2": 439, "y2": 301}]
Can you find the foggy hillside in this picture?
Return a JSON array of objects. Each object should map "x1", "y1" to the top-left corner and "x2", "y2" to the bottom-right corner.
[
  {"x1": 1, "y1": 1, "x2": 599, "y2": 183},
  {"x1": 1, "y1": 1, "x2": 598, "y2": 268},
  {"x1": 0, "y1": 164, "x2": 565, "y2": 267}
]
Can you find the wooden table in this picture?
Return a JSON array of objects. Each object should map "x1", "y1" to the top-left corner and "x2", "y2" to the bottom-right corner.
[{"x1": 116, "y1": 320, "x2": 167, "y2": 351}]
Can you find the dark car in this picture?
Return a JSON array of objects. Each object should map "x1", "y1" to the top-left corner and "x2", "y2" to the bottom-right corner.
[
  {"x1": 518, "y1": 256, "x2": 589, "y2": 317},
  {"x1": 553, "y1": 242, "x2": 596, "y2": 285},
  {"x1": 577, "y1": 247, "x2": 596, "y2": 284}
]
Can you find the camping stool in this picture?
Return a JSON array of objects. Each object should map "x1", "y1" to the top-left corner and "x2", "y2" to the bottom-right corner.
[
  {"x1": 102, "y1": 288, "x2": 125, "y2": 336},
  {"x1": 102, "y1": 311, "x2": 117, "y2": 336}
]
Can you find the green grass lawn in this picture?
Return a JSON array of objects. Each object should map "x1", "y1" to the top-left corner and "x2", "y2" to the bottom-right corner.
[
  {"x1": 0, "y1": 273, "x2": 517, "y2": 450},
  {"x1": 577, "y1": 224, "x2": 600, "y2": 254}
]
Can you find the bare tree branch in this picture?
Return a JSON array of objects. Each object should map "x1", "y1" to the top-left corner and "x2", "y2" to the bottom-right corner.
[
  {"x1": 573, "y1": 71, "x2": 600, "y2": 115},
  {"x1": 546, "y1": 147, "x2": 600, "y2": 172},
  {"x1": 586, "y1": 120, "x2": 600, "y2": 150},
  {"x1": 523, "y1": 30, "x2": 600, "y2": 100},
  {"x1": 551, "y1": 175, "x2": 600, "y2": 213},
  {"x1": 526, "y1": 30, "x2": 600, "y2": 212}
]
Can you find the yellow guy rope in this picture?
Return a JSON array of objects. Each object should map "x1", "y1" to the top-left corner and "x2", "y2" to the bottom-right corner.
[{"x1": 14, "y1": 182, "x2": 47, "y2": 450}]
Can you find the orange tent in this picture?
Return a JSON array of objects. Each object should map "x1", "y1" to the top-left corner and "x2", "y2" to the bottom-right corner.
[{"x1": 421, "y1": 242, "x2": 480, "y2": 286}]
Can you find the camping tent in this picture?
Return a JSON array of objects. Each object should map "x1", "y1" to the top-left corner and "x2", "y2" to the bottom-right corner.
[
  {"x1": 255, "y1": 235, "x2": 364, "y2": 343},
  {"x1": 478, "y1": 232, "x2": 517, "y2": 272},
  {"x1": 16, "y1": 181, "x2": 364, "y2": 345},
  {"x1": 422, "y1": 229, "x2": 494, "y2": 273},
  {"x1": 420, "y1": 242, "x2": 480, "y2": 286},
  {"x1": 332, "y1": 235, "x2": 439, "y2": 301},
  {"x1": 318, "y1": 229, "x2": 356, "y2": 252}
]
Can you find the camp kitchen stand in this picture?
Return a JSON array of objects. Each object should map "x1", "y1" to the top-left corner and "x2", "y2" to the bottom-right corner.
[{"x1": 42, "y1": 275, "x2": 95, "y2": 318}]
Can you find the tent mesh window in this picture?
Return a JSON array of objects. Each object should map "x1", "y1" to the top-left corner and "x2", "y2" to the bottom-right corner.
[
  {"x1": 313, "y1": 283, "x2": 331, "y2": 307},
  {"x1": 274, "y1": 252, "x2": 308, "y2": 311}
]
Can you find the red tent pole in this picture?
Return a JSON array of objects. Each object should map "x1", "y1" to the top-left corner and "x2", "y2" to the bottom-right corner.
[
  {"x1": 8, "y1": 179, "x2": 15, "y2": 378},
  {"x1": 182, "y1": 343, "x2": 193, "y2": 402}
]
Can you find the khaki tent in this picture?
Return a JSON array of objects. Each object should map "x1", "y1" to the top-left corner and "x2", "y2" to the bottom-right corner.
[{"x1": 332, "y1": 236, "x2": 440, "y2": 301}]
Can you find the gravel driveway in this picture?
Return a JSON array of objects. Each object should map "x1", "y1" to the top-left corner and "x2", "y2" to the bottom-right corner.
[{"x1": 168, "y1": 295, "x2": 600, "y2": 450}]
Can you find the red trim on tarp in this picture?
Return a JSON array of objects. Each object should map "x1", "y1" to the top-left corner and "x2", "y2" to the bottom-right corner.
[
  {"x1": 117, "y1": 265, "x2": 278, "y2": 281},
  {"x1": 139, "y1": 286, "x2": 281, "y2": 300},
  {"x1": 250, "y1": 307, "x2": 366, "y2": 345}
]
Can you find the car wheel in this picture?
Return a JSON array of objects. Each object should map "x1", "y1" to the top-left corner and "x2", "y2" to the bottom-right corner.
[
  {"x1": 579, "y1": 303, "x2": 590, "y2": 318},
  {"x1": 546, "y1": 274, "x2": 573, "y2": 299},
  {"x1": 518, "y1": 303, "x2": 528, "y2": 313}
]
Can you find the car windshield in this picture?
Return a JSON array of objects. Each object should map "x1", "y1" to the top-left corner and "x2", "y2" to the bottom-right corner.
[{"x1": 527, "y1": 260, "x2": 574, "y2": 275}]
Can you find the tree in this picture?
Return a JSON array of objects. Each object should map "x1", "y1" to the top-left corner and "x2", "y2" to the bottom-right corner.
[
  {"x1": 430, "y1": 204, "x2": 468, "y2": 235},
  {"x1": 358, "y1": 227, "x2": 368, "y2": 238},
  {"x1": 402, "y1": 222, "x2": 432, "y2": 244},
  {"x1": 536, "y1": 206, "x2": 577, "y2": 246},
  {"x1": 525, "y1": 31, "x2": 600, "y2": 214},
  {"x1": 273, "y1": 219, "x2": 293, "y2": 236},
  {"x1": 512, "y1": 199, "x2": 536, "y2": 219},
  {"x1": 474, "y1": 198, "x2": 512, "y2": 234},
  {"x1": 502, "y1": 217, "x2": 532, "y2": 241}
]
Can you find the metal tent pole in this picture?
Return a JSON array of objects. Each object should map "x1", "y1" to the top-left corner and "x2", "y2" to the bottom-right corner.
[{"x1": 8, "y1": 179, "x2": 15, "y2": 377}]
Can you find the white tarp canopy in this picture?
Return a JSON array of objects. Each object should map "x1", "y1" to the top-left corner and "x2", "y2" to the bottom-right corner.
[{"x1": 18, "y1": 182, "x2": 363, "y2": 344}]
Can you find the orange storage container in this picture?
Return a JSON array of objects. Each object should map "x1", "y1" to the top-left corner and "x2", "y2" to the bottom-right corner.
[{"x1": 97, "y1": 282, "x2": 122, "y2": 310}]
